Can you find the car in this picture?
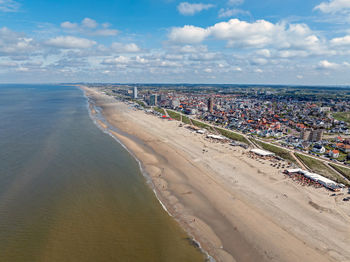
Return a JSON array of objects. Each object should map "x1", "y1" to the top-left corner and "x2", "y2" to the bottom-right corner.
[{"x1": 343, "y1": 197, "x2": 350, "y2": 202}]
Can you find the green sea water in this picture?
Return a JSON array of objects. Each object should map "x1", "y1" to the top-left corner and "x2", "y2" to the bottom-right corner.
[{"x1": 0, "y1": 85, "x2": 204, "y2": 262}]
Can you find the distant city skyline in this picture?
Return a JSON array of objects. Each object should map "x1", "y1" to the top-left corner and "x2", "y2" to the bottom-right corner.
[{"x1": 0, "y1": 0, "x2": 350, "y2": 85}]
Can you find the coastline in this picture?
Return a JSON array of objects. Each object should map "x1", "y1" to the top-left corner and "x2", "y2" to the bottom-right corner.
[
  {"x1": 80, "y1": 86, "x2": 350, "y2": 262},
  {"x1": 84, "y1": 90, "x2": 214, "y2": 261}
]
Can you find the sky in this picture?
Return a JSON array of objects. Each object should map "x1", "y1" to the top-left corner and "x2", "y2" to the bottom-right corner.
[{"x1": 0, "y1": 0, "x2": 350, "y2": 85}]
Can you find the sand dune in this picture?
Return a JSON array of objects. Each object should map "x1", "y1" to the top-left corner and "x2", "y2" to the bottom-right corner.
[{"x1": 82, "y1": 86, "x2": 350, "y2": 262}]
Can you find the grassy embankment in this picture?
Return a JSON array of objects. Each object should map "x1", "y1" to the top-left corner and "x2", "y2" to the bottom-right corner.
[
  {"x1": 167, "y1": 110, "x2": 248, "y2": 143},
  {"x1": 329, "y1": 163, "x2": 350, "y2": 181},
  {"x1": 153, "y1": 107, "x2": 166, "y2": 115},
  {"x1": 215, "y1": 127, "x2": 249, "y2": 144},
  {"x1": 133, "y1": 100, "x2": 146, "y2": 107},
  {"x1": 167, "y1": 110, "x2": 192, "y2": 125},
  {"x1": 253, "y1": 139, "x2": 297, "y2": 164},
  {"x1": 167, "y1": 110, "x2": 181, "y2": 121},
  {"x1": 295, "y1": 153, "x2": 349, "y2": 185}
]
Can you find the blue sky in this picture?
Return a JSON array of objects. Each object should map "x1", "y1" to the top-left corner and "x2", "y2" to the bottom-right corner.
[{"x1": 0, "y1": 0, "x2": 350, "y2": 85}]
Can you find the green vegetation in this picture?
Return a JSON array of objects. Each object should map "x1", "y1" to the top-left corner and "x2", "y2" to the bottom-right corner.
[
  {"x1": 192, "y1": 119, "x2": 211, "y2": 129},
  {"x1": 181, "y1": 115, "x2": 191, "y2": 125},
  {"x1": 167, "y1": 110, "x2": 181, "y2": 121},
  {"x1": 133, "y1": 100, "x2": 146, "y2": 107},
  {"x1": 329, "y1": 163, "x2": 350, "y2": 181},
  {"x1": 295, "y1": 153, "x2": 349, "y2": 185},
  {"x1": 333, "y1": 112, "x2": 350, "y2": 124},
  {"x1": 254, "y1": 140, "x2": 297, "y2": 164},
  {"x1": 216, "y1": 127, "x2": 249, "y2": 144},
  {"x1": 153, "y1": 107, "x2": 165, "y2": 115}
]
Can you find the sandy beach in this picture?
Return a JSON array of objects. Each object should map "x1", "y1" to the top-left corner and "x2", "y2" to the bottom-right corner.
[{"x1": 82, "y1": 86, "x2": 350, "y2": 262}]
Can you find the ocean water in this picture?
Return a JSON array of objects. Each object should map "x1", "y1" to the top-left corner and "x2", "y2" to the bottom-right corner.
[{"x1": 0, "y1": 84, "x2": 204, "y2": 262}]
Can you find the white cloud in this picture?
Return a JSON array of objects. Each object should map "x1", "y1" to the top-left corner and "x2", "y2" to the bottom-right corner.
[
  {"x1": 218, "y1": 8, "x2": 250, "y2": 18},
  {"x1": 177, "y1": 2, "x2": 214, "y2": 16},
  {"x1": 168, "y1": 19, "x2": 326, "y2": 56},
  {"x1": 314, "y1": 0, "x2": 350, "y2": 14},
  {"x1": 317, "y1": 60, "x2": 339, "y2": 69},
  {"x1": 61, "y1": 18, "x2": 118, "y2": 36},
  {"x1": 0, "y1": 27, "x2": 36, "y2": 56},
  {"x1": 0, "y1": 0, "x2": 20, "y2": 12},
  {"x1": 45, "y1": 36, "x2": 96, "y2": 49},
  {"x1": 168, "y1": 25, "x2": 209, "y2": 43},
  {"x1": 256, "y1": 49, "x2": 271, "y2": 57},
  {"x1": 82, "y1": 18, "x2": 98, "y2": 29},
  {"x1": 330, "y1": 35, "x2": 350, "y2": 46},
  {"x1": 61, "y1": 21, "x2": 78, "y2": 29},
  {"x1": 111, "y1": 42, "x2": 141, "y2": 53},
  {"x1": 102, "y1": 56, "x2": 130, "y2": 65},
  {"x1": 227, "y1": 0, "x2": 244, "y2": 6}
]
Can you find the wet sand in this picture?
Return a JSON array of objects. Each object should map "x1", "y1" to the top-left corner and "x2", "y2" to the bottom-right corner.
[{"x1": 82, "y1": 86, "x2": 350, "y2": 262}]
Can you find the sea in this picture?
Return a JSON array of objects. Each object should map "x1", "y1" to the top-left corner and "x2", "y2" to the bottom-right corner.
[{"x1": 0, "y1": 84, "x2": 204, "y2": 262}]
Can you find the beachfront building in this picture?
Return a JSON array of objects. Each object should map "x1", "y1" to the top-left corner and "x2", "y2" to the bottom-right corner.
[
  {"x1": 133, "y1": 86, "x2": 138, "y2": 99},
  {"x1": 286, "y1": 169, "x2": 340, "y2": 191},
  {"x1": 150, "y1": 94, "x2": 158, "y2": 106},
  {"x1": 250, "y1": 148, "x2": 275, "y2": 158}
]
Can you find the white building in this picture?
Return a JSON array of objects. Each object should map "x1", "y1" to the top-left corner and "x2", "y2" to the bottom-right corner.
[{"x1": 133, "y1": 86, "x2": 138, "y2": 99}]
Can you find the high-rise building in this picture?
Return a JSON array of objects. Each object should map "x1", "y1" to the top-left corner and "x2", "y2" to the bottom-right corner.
[
  {"x1": 300, "y1": 128, "x2": 311, "y2": 141},
  {"x1": 300, "y1": 128, "x2": 324, "y2": 142},
  {"x1": 150, "y1": 94, "x2": 158, "y2": 106},
  {"x1": 310, "y1": 129, "x2": 324, "y2": 142},
  {"x1": 133, "y1": 86, "x2": 138, "y2": 99},
  {"x1": 208, "y1": 97, "x2": 214, "y2": 113}
]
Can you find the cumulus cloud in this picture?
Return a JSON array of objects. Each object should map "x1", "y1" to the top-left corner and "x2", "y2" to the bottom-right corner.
[
  {"x1": 82, "y1": 18, "x2": 98, "y2": 29},
  {"x1": 177, "y1": 2, "x2": 214, "y2": 16},
  {"x1": 317, "y1": 60, "x2": 340, "y2": 69},
  {"x1": 45, "y1": 36, "x2": 96, "y2": 49},
  {"x1": 102, "y1": 56, "x2": 131, "y2": 65},
  {"x1": 168, "y1": 25, "x2": 209, "y2": 43},
  {"x1": 60, "y1": 18, "x2": 118, "y2": 36},
  {"x1": 255, "y1": 49, "x2": 271, "y2": 58},
  {"x1": 111, "y1": 42, "x2": 141, "y2": 53},
  {"x1": 314, "y1": 0, "x2": 350, "y2": 14},
  {"x1": 0, "y1": 0, "x2": 20, "y2": 12},
  {"x1": 0, "y1": 27, "x2": 37, "y2": 56},
  {"x1": 169, "y1": 19, "x2": 326, "y2": 56},
  {"x1": 330, "y1": 35, "x2": 350, "y2": 46},
  {"x1": 218, "y1": 8, "x2": 250, "y2": 18},
  {"x1": 61, "y1": 21, "x2": 78, "y2": 29}
]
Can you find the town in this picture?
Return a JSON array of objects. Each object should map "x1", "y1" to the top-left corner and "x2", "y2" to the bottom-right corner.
[{"x1": 91, "y1": 83, "x2": 350, "y2": 192}]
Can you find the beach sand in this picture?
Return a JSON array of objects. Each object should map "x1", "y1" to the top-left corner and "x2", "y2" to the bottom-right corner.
[{"x1": 82, "y1": 86, "x2": 350, "y2": 262}]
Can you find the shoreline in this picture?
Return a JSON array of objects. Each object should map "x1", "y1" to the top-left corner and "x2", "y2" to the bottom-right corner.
[
  {"x1": 80, "y1": 86, "x2": 350, "y2": 262},
  {"x1": 83, "y1": 89, "x2": 215, "y2": 261}
]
